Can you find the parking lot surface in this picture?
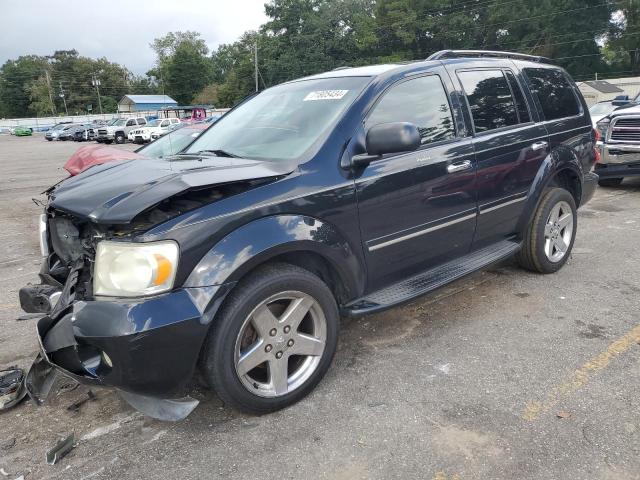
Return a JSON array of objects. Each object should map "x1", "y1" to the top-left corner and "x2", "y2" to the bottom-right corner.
[{"x1": 1, "y1": 134, "x2": 639, "y2": 480}]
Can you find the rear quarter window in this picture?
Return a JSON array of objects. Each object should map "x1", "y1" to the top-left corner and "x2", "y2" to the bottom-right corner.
[{"x1": 523, "y1": 68, "x2": 581, "y2": 120}]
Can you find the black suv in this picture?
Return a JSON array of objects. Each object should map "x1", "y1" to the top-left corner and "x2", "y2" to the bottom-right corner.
[{"x1": 21, "y1": 50, "x2": 598, "y2": 419}]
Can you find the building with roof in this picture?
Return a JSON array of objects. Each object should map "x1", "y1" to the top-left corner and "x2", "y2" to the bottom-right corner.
[
  {"x1": 577, "y1": 78, "x2": 640, "y2": 106},
  {"x1": 117, "y1": 95, "x2": 178, "y2": 113}
]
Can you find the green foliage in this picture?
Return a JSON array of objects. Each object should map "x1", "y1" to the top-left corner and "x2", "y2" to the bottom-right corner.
[
  {"x1": 148, "y1": 31, "x2": 212, "y2": 104},
  {"x1": 1, "y1": 1, "x2": 639, "y2": 116}
]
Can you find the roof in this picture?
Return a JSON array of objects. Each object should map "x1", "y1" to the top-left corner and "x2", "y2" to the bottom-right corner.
[
  {"x1": 118, "y1": 95, "x2": 178, "y2": 105},
  {"x1": 302, "y1": 64, "x2": 408, "y2": 80},
  {"x1": 582, "y1": 81, "x2": 624, "y2": 94}
]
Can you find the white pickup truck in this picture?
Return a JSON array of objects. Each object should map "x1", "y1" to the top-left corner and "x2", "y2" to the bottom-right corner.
[
  {"x1": 96, "y1": 117, "x2": 148, "y2": 144},
  {"x1": 128, "y1": 118, "x2": 181, "y2": 143}
]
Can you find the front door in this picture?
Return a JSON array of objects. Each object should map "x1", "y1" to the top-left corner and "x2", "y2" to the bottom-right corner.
[{"x1": 354, "y1": 72, "x2": 477, "y2": 292}]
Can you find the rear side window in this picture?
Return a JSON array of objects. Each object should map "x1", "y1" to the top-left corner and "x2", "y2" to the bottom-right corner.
[
  {"x1": 366, "y1": 75, "x2": 455, "y2": 145},
  {"x1": 505, "y1": 70, "x2": 531, "y2": 124},
  {"x1": 523, "y1": 68, "x2": 580, "y2": 120},
  {"x1": 458, "y1": 69, "x2": 518, "y2": 133}
]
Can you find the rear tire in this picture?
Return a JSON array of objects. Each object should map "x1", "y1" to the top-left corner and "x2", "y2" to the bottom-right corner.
[
  {"x1": 202, "y1": 263, "x2": 339, "y2": 415},
  {"x1": 517, "y1": 187, "x2": 577, "y2": 274},
  {"x1": 598, "y1": 177, "x2": 623, "y2": 187}
]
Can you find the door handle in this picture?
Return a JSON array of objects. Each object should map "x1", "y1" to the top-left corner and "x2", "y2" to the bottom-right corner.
[
  {"x1": 531, "y1": 141, "x2": 548, "y2": 151},
  {"x1": 447, "y1": 160, "x2": 472, "y2": 173}
]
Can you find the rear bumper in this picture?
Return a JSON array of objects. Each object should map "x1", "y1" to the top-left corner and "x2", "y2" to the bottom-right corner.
[{"x1": 26, "y1": 286, "x2": 227, "y2": 398}]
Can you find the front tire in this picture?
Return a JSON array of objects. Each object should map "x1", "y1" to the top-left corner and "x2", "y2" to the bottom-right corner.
[
  {"x1": 517, "y1": 187, "x2": 577, "y2": 274},
  {"x1": 598, "y1": 177, "x2": 623, "y2": 187},
  {"x1": 115, "y1": 132, "x2": 125, "y2": 144},
  {"x1": 202, "y1": 263, "x2": 339, "y2": 415}
]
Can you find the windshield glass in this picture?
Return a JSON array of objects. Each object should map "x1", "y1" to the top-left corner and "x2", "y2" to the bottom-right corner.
[
  {"x1": 138, "y1": 127, "x2": 204, "y2": 158},
  {"x1": 185, "y1": 76, "x2": 370, "y2": 161},
  {"x1": 589, "y1": 103, "x2": 616, "y2": 116},
  {"x1": 146, "y1": 119, "x2": 162, "y2": 127},
  {"x1": 113, "y1": 119, "x2": 127, "y2": 126}
]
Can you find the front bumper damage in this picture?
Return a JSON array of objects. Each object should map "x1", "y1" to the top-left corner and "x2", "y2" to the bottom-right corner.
[{"x1": 21, "y1": 268, "x2": 226, "y2": 420}]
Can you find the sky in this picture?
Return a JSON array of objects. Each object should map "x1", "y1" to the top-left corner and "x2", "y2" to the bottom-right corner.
[{"x1": 0, "y1": 0, "x2": 268, "y2": 75}]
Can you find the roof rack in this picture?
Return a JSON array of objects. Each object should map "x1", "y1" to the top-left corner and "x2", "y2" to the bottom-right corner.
[{"x1": 427, "y1": 50, "x2": 551, "y2": 63}]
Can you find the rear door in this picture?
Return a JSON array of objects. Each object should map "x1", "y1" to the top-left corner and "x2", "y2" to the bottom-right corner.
[
  {"x1": 355, "y1": 69, "x2": 477, "y2": 291},
  {"x1": 521, "y1": 67, "x2": 592, "y2": 172},
  {"x1": 449, "y1": 65, "x2": 548, "y2": 248}
]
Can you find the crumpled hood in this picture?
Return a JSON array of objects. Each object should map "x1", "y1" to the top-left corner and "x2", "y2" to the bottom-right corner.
[
  {"x1": 50, "y1": 155, "x2": 296, "y2": 224},
  {"x1": 63, "y1": 145, "x2": 147, "y2": 176}
]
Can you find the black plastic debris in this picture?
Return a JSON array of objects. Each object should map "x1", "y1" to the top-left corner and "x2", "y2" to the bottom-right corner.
[
  {"x1": 0, "y1": 367, "x2": 28, "y2": 412},
  {"x1": 67, "y1": 390, "x2": 96, "y2": 413},
  {"x1": 46, "y1": 433, "x2": 75, "y2": 465}
]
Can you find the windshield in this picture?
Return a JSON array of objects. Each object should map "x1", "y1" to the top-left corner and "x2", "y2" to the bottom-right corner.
[
  {"x1": 185, "y1": 76, "x2": 370, "y2": 161},
  {"x1": 113, "y1": 119, "x2": 127, "y2": 126},
  {"x1": 137, "y1": 127, "x2": 204, "y2": 158},
  {"x1": 589, "y1": 103, "x2": 616, "y2": 116},
  {"x1": 146, "y1": 119, "x2": 162, "y2": 127}
]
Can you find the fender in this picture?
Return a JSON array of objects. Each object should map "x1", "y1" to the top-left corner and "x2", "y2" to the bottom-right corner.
[
  {"x1": 516, "y1": 145, "x2": 584, "y2": 234},
  {"x1": 183, "y1": 215, "x2": 365, "y2": 300}
]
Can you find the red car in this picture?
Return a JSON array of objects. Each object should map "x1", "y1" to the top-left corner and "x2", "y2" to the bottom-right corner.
[{"x1": 64, "y1": 123, "x2": 209, "y2": 176}]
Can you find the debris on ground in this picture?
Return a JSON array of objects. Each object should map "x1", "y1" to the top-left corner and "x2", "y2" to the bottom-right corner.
[
  {"x1": 45, "y1": 433, "x2": 75, "y2": 465},
  {"x1": 556, "y1": 411, "x2": 572, "y2": 419},
  {"x1": 67, "y1": 390, "x2": 97, "y2": 413},
  {"x1": 1, "y1": 436, "x2": 16, "y2": 451},
  {"x1": 0, "y1": 367, "x2": 27, "y2": 411}
]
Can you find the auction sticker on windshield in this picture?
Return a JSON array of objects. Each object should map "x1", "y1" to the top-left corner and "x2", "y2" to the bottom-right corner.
[{"x1": 304, "y1": 90, "x2": 349, "y2": 101}]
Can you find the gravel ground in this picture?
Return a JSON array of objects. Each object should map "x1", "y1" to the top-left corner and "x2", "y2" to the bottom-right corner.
[{"x1": 1, "y1": 134, "x2": 639, "y2": 480}]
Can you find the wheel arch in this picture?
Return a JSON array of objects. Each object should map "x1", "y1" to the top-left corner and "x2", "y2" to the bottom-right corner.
[
  {"x1": 184, "y1": 214, "x2": 366, "y2": 305},
  {"x1": 516, "y1": 146, "x2": 584, "y2": 235}
]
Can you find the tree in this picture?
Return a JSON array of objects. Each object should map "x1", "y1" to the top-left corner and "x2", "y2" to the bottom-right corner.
[
  {"x1": 149, "y1": 31, "x2": 213, "y2": 104},
  {"x1": 0, "y1": 55, "x2": 49, "y2": 117}
]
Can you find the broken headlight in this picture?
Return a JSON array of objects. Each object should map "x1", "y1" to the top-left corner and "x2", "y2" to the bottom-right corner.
[{"x1": 94, "y1": 240, "x2": 179, "y2": 297}]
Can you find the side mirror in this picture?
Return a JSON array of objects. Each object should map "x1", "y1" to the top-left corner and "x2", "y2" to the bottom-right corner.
[{"x1": 351, "y1": 122, "x2": 421, "y2": 167}]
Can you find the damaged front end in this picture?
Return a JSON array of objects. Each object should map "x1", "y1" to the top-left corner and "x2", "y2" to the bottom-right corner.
[{"x1": 20, "y1": 156, "x2": 294, "y2": 420}]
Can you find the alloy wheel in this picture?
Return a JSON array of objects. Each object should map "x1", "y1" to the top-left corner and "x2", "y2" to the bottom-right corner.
[
  {"x1": 234, "y1": 291, "x2": 327, "y2": 398},
  {"x1": 543, "y1": 200, "x2": 573, "y2": 262}
]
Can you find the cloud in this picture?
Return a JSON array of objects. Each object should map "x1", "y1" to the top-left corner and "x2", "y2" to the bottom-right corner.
[{"x1": 0, "y1": 0, "x2": 268, "y2": 74}]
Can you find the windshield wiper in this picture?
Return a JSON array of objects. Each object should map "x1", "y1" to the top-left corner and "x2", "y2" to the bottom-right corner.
[{"x1": 195, "y1": 149, "x2": 239, "y2": 158}]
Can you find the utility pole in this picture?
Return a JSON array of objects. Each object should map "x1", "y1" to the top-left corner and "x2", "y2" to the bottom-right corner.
[
  {"x1": 44, "y1": 70, "x2": 56, "y2": 115},
  {"x1": 92, "y1": 75, "x2": 103, "y2": 115},
  {"x1": 254, "y1": 43, "x2": 259, "y2": 92},
  {"x1": 58, "y1": 81, "x2": 69, "y2": 116},
  {"x1": 595, "y1": 72, "x2": 598, "y2": 81}
]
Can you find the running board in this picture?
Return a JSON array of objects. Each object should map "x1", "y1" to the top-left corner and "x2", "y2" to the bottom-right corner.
[{"x1": 342, "y1": 240, "x2": 521, "y2": 317}]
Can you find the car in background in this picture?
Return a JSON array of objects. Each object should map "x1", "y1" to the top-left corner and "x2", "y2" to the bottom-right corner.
[
  {"x1": 44, "y1": 123, "x2": 73, "y2": 141},
  {"x1": 96, "y1": 117, "x2": 148, "y2": 144},
  {"x1": 54, "y1": 124, "x2": 77, "y2": 141},
  {"x1": 11, "y1": 126, "x2": 33, "y2": 136},
  {"x1": 594, "y1": 91, "x2": 640, "y2": 186},
  {"x1": 589, "y1": 102, "x2": 619, "y2": 127},
  {"x1": 589, "y1": 95, "x2": 638, "y2": 127},
  {"x1": 151, "y1": 120, "x2": 185, "y2": 140},
  {"x1": 73, "y1": 124, "x2": 96, "y2": 142},
  {"x1": 63, "y1": 123, "x2": 208, "y2": 175},
  {"x1": 128, "y1": 118, "x2": 181, "y2": 143}
]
